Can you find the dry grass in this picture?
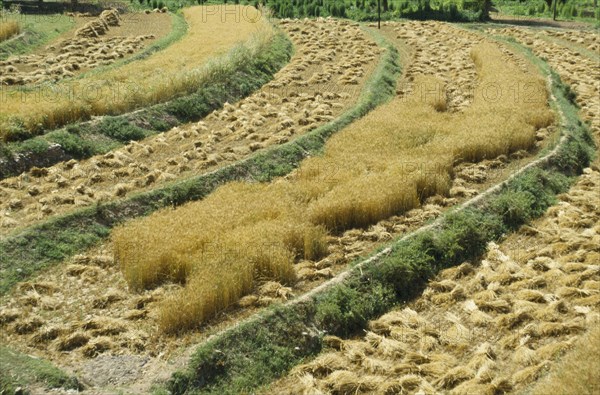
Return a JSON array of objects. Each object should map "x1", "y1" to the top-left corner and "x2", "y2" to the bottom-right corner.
[
  {"x1": 114, "y1": 35, "x2": 551, "y2": 334},
  {"x1": 0, "y1": 6, "x2": 270, "y2": 140},
  {"x1": 0, "y1": 20, "x2": 20, "y2": 42}
]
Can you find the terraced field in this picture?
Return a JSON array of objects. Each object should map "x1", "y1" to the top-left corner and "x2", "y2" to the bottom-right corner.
[
  {"x1": 273, "y1": 168, "x2": 599, "y2": 395},
  {"x1": 0, "y1": 18, "x2": 380, "y2": 234},
  {"x1": 0, "y1": 15, "x2": 386, "y2": 392},
  {"x1": 0, "y1": 9, "x2": 597, "y2": 395},
  {"x1": 486, "y1": 26, "x2": 600, "y2": 141},
  {"x1": 0, "y1": 6, "x2": 262, "y2": 140},
  {"x1": 268, "y1": 22, "x2": 600, "y2": 395},
  {"x1": 0, "y1": 16, "x2": 546, "y2": 384}
]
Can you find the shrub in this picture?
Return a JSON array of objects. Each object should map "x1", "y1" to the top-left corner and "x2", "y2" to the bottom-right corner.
[
  {"x1": 553, "y1": 132, "x2": 596, "y2": 175},
  {"x1": 374, "y1": 238, "x2": 435, "y2": 297},
  {"x1": 315, "y1": 282, "x2": 394, "y2": 336},
  {"x1": 97, "y1": 117, "x2": 148, "y2": 142},
  {"x1": 15, "y1": 138, "x2": 49, "y2": 155},
  {"x1": 506, "y1": 168, "x2": 571, "y2": 216},
  {"x1": 47, "y1": 130, "x2": 96, "y2": 158},
  {"x1": 431, "y1": 209, "x2": 505, "y2": 266},
  {"x1": 3, "y1": 120, "x2": 30, "y2": 142},
  {"x1": 489, "y1": 190, "x2": 536, "y2": 230}
]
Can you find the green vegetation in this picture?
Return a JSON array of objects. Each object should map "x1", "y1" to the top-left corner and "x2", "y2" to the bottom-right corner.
[
  {"x1": 0, "y1": 12, "x2": 75, "y2": 60},
  {"x1": 493, "y1": 0, "x2": 599, "y2": 21},
  {"x1": 0, "y1": 30, "x2": 293, "y2": 178},
  {"x1": 167, "y1": 304, "x2": 320, "y2": 395},
  {"x1": 0, "y1": 346, "x2": 81, "y2": 394},
  {"x1": 133, "y1": 0, "x2": 491, "y2": 21}
]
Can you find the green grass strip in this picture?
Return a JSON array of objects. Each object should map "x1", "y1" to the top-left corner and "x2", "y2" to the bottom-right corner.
[{"x1": 0, "y1": 345, "x2": 81, "y2": 394}]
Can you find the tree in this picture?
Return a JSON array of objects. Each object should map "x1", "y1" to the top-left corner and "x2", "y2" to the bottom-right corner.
[{"x1": 475, "y1": 0, "x2": 491, "y2": 20}]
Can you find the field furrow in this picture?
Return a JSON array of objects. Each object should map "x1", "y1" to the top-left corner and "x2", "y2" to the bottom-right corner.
[{"x1": 0, "y1": 18, "x2": 381, "y2": 235}]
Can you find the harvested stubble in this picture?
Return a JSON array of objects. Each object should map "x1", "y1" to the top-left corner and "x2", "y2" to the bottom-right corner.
[
  {"x1": 114, "y1": 25, "x2": 552, "y2": 334},
  {"x1": 0, "y1": 6, "x2": 268, "y2": 140},
  {"x1": 488, "y1": 27, "x2": 600, "y2": 142},
  {"x1": 544, "y1": 29, "x2": 600, "y2": 53},
  {"x1": 529, "y1": 325, "x2": 600, "y2": 395},
  {"x1": 0, "y1": 18, "x2": 379, "y2": 235},
  {"x1": 271, "y1": 168, "x2": 600, "y2": 395},
  {"x1": 0, "y1": 19, "x2": 20, "y2": 42}
]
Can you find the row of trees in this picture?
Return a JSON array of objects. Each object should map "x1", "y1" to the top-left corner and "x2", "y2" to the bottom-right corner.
[{"x1": 262, "y1": 0, "x2": 490, "y2": 20}]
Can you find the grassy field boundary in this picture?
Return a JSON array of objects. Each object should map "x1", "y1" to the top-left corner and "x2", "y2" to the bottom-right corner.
[
  {"x1": 0, "y1": 21, "x2": 288, "y2": 179},
  {"x1": 0, "y1": 346, "x2": 82, "y2": 394},
  {"x1": 0, "y1": 29, "x2": 400, "y2": 296},
  {"x1": 159, "y1": 39, "x2": 595, "y2": 395},
  {"x1": 0, "y1": 13, "x2": 76, "y2": 60}
]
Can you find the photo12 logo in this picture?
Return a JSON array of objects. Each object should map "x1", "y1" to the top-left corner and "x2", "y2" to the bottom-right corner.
[{"x1": 200, "y1": 4, "x2": 263, "y2": 23}]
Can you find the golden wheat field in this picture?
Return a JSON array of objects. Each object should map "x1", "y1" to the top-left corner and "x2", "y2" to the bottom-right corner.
[
  {"x1": 113, "y1": 21, "x2": 553, "y2": 334},
  {"x1": 0, "y1": 6, "x2": 266, "y2": 140},
  {"x1": 0, "y1": 8, "x2": 598, "y2": 394},
  {"x1": 0, "y1": 19, "x2": 20, "y2": 42}
]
